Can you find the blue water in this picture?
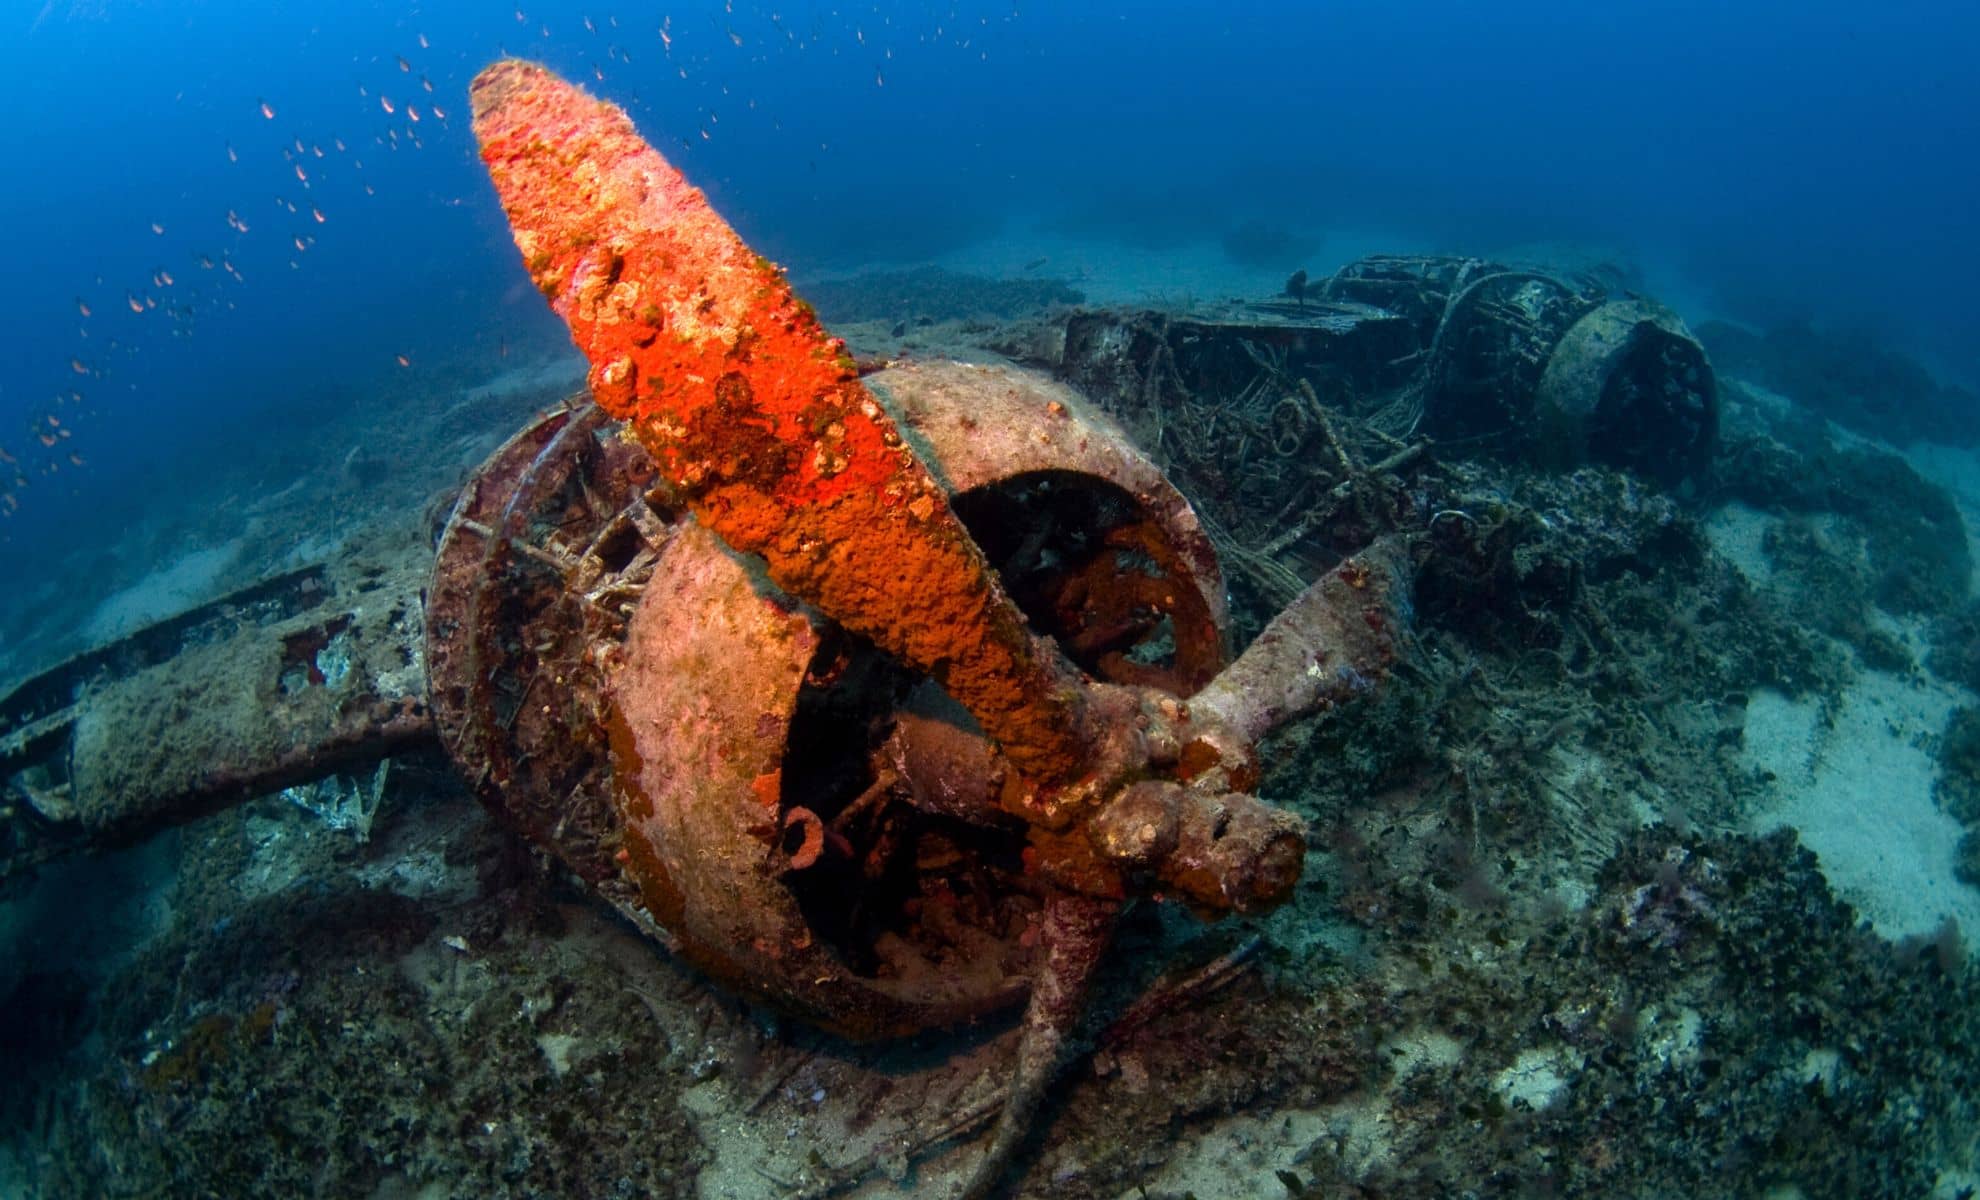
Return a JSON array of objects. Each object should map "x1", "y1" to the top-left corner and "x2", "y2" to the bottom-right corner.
[
  {"x1": 6, "y1": 6, "x2": 1980, "y2": 1195},
  {"x1": 1, "y1": 0, "x2": 1975, "y2": 587}
]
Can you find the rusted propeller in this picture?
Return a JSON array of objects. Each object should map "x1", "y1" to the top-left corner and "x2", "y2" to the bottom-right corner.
[{"x1": 470, "y1": 59, "x2": 1406, "y2": 1197}]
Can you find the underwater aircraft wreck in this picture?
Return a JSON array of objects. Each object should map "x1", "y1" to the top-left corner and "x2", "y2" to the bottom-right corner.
[{"x1": 0, "y1": 62, "x2": 1731, "y2": 1197}]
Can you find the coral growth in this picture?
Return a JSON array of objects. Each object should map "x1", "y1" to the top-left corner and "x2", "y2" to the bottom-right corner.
[{"x1": 1700, "y1": 319, "x2": 1980, "y2": 448}]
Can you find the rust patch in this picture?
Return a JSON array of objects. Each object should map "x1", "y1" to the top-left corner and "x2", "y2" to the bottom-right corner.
[{"x1": 472, "y1": 59, "x2": 1090, "y2": 787}]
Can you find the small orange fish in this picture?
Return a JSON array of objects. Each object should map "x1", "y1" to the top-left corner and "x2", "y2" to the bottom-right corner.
[
  {"x1": 312, "y1": 207, "x2": 325, "y2": 223},
  {"x1": 421, "y1": 75, "x2": 433, "y2": 93},
  {"x1": 76, "y1": 299, "x2": 91, "y2": 317},
  {"x1": 70, "y1": 358, "x2": 87, "y2": 374},
  {"x1": 407, "y1": 104, "x2": 421, "y2": 122},
  {"x1": 381, "y1": 95, "x2": 395, "y2": 114},
  {"x1": 68, "y1": 453, "x2": 84, "y2": 467},
  {"x1": 396, "y1": 353, "x2": 411, "y2": 367},
  {"x1": 259, "y1": 99, "x2": 276, "y2": 119},
  {"x1": 335, "y1": 138, "x2": 347, "y2": 152},
  {"x1": 397, "y1": 54, "x2": 411, "y2": 72},
  {"x1": 127, "y1": 294, "x2": 145, "y2": 314},
  {"x1": 295, "y1": 163, "x2": 308, "y2": 182},
  {"x1": 157, "y1": 269, "x2": 175, "y2": 286},
  {"x1": 431, "y1": 104, "x2": 448, "y2": 120},
  {"x1": 294, "y1": 235, "x2": 308, "y2": 252}
]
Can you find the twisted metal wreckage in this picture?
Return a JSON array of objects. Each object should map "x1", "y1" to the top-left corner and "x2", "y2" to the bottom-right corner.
[{"x1": 0, "y1": 62, "x2": 1717, "y2": 1197}]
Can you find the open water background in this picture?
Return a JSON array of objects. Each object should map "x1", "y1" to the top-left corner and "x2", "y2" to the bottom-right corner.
[{"x1": 0, "y1": 0, "x2": 1975, "y2": 602}]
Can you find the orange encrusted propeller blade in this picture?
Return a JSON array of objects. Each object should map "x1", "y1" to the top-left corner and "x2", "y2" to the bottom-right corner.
[{"x1": 469, "y1": 59, "x2": 1089, "y2": 786}]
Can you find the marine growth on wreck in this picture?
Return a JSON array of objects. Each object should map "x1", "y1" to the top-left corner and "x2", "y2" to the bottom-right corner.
[{"x1": 2, "y1": 9, "x2": 1978, "y2": 1200}]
